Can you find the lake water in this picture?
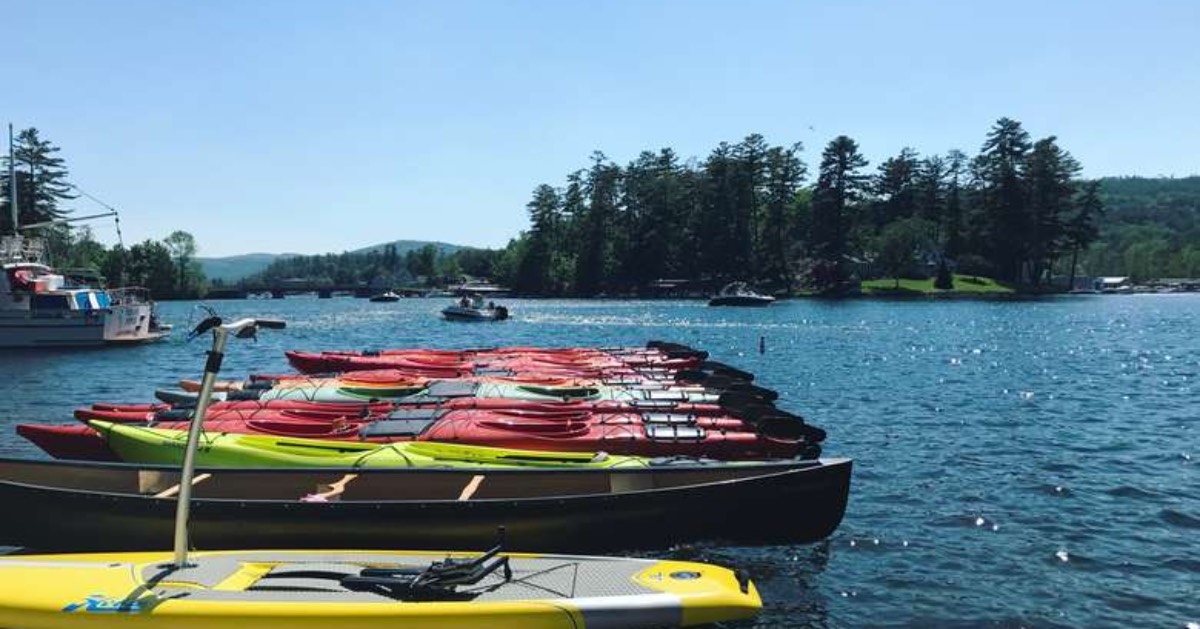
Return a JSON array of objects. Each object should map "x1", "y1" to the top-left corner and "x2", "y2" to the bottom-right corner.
[{"x1": 1, "y1": 295, "x2": 1196, "y2": 628}]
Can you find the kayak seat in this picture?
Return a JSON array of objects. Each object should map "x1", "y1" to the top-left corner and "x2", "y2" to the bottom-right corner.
[
  {"x1": 645, "y1": 425, "x2": 706, "y2": 441},
  {"x1": 425, "y1": 381, "x2": 480, "y2": 398},
  {"x1": 641, "y1": 413, "x2": 697, "y2": 425},
  {"x1": 359, "y1": 418, "x2": 438, "y2": 439},
  {"x1": 385, "y1": 408, "x2": 446, "y2": 422}
]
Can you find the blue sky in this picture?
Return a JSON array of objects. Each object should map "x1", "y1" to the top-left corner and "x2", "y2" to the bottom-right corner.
[{"x1": 4, "y1": 0, "x2": 1197, "y2": 256}]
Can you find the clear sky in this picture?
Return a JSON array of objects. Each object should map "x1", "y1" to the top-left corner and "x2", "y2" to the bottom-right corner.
[{"x1": 4, "y1": 0, "x2": 1197, "y2": 256}]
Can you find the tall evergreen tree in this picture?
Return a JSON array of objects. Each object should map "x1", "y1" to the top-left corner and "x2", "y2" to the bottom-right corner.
[
  {"x1": 1025, "y1": 136, "x2": 1081, "y2": 285},
  {"x1": 731, "y1": 134, "x2": 769, "y2": 276},
  {"x1": 515, "y1": 184, "x2": 561, "y2": 293},
  {"x1": 574, "y1": 152, "x2": 621, "y2": 295},
  {"x1": 872, "y1": 147, "x2": 920, "y2": 228},
  {"x1": 915, "y1": 154, "x2": 947, "y2": 229},
  {"x1": 697, "y1": 142, "x2": 738, "y2": 280},
  {"x1": 973, "y1": 118, "x2": 1032, "y2": 281},
  {"x1": 760, "y1": 143, "x2": 807, "y2": 289},
  {"x1": 810, "y1": 136, "x2": 869, "y2": 266},
  {"x1": 0, "y1": 128, "x2": 76, "y2": 234},
  {"x1": 1064, "y1": 180, "x2": 1103, "y2": 290},
  {"x1": 942, "y1": 150, "x2": 968, "y2": 258}
]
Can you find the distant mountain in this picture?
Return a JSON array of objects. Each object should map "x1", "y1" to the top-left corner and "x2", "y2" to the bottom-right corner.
[
  {"x1": 197, "y1": 253, "x2": 299, "y2": 282},
  {"x1": 350, "y1": 240, "x2": 467, "y2": 256},
  {"x1": 198, "y1": 240, "x2": 476, "y2": 282}
]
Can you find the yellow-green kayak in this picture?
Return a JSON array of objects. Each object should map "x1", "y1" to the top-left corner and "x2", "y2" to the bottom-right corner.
[{"x1": 89, "y1": 421, "x2": 651, "y2": 469}]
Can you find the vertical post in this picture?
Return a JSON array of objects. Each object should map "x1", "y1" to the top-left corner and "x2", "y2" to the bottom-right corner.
[
  {"x1": 172, "y1": 326, "x2": 229, "y2": 568},
  {"x1": 7, "y1": 124, "x2": 16, "y2": 234}
]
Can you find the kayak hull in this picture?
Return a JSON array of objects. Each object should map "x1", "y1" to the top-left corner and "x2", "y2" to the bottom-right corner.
[{"x1": 0, "y1": 457, "x2": 851, "y2": 553}]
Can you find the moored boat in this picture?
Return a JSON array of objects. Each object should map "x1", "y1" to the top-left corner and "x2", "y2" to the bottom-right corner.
[
  {"x1": 1, "y1": 126, "x2": 168, "y2": 347},
  {"x1": 368, "y1": 290, "x2": 401, "y2": 302},
  {"x1": 708, "y1": 282, "x2": 775, "y2": 307},
  {"x1": 1, "y1": 243, "x2": 169, "y2": 347}
]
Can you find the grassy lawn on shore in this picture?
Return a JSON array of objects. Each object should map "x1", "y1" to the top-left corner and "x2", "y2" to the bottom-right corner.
[{"x1": 861, "y1": 274, "x2": 1015, "y2": 295}]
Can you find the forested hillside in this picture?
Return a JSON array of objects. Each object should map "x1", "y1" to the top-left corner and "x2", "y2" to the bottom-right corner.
[
  {"x1": 246, "y1": 243, "x2": 494, "y2": 287},
  {"x1": 1084, "y1": 177, "x2": 1200, "y2": 279}
]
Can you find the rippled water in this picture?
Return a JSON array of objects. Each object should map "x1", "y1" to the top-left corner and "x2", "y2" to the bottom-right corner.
[{"x1": 1, "y1": 295, "x2": 1197, "y2": 627}]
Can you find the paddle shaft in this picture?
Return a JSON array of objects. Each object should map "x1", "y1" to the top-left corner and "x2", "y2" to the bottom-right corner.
[{"x1": 173, "y1": 327, "x2": 232, "y2": 568}]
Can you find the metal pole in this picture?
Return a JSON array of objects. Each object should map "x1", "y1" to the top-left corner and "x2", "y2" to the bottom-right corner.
[
  {"x1": 172, "y1": 326, "x2": 229, "y2": 568},
  {"x1": 7, "y1": 124, "x2": 16, "y2": 234}
]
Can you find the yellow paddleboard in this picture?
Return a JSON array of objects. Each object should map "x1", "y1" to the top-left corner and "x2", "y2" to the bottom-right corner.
[{"x1": 0, "y1": 549, "x2": 759, "y2": 629}]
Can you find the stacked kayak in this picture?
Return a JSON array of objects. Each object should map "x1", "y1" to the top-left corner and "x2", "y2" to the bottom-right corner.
[
  {"x1": 22, "y1": 402, "x2": 819, "y2": 462},
  {"x1": 283, "y1": 342, "x2": 713, "y2": 376},
  {"x1": 18, "y1": 341, "x2": 828, "y2": 469}
]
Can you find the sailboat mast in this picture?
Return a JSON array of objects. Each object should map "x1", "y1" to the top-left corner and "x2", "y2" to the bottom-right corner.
[{"x1": 7, "y1": 123, "x2": 16, "y2": 234}]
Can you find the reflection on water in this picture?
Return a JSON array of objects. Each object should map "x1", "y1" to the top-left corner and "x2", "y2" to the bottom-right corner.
[{"x1": 0, "y1": 294, "x2": 1197, "y2": 627}]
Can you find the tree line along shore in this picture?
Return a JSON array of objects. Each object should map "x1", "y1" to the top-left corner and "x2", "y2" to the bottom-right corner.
[{"x1": 4, "y1": 119, "x2": 1197, "y2": 300}]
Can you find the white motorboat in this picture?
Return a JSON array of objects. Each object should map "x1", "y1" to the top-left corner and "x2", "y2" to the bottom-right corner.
[
  {"x1": 442, "y1": 294, "x2": 509, "y2": 321},
  {"x1": 1, "y1": 237, "x2": 170, "y2": 347},
  {"x1": 1, "y1": 125, "x2": 169, "y2": 348}
]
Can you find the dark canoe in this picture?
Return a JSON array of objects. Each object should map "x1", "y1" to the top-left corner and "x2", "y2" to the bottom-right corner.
[{"x1": 0, "y1": 456, "x2": 850, "y2": 553}]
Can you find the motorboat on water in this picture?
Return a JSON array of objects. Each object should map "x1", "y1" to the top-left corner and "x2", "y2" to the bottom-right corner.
[
  {"x1": 0, "y1": 236, "x2": 170, "y2": 347},
  {"x1": 369, "y1": 290, "x2": 402, "y2": 302},
  {"x1": 708, "y1": 282, "x2": 775, "y2": 307},
  {"x1": 443, "y1": 294, "x2": 509, "y2": 321}
]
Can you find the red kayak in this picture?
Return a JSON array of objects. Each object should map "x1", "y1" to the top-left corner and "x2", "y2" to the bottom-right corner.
[
  {"x1": 285, "y1": 350, "x2": 703, "y2": 376},
  {"x1": 21, "y1": 406, "x2": 819, "y2": 461},
  {"x1": 86, "y1": 395, "x2": 775, "y2": 423}
]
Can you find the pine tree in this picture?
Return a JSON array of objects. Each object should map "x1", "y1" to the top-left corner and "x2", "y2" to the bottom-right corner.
[
  {"x1": 0, "y1": 128, "x2": 76, "y2": 233},
  {"x1": 573, "y1": 152, "x2": 620, "y2": 295},
  {"x1": 698, "y1": 142, "x2": 738, "y2": 280},
  {"x1": 1025, "y1": 136, "x2": 1081, "y2": 285},
  {"x1": 974, "y1": 118, "x2": 1032, "y2": 281},
  {"x1": 1064, "y1": 180, "x2": 1103, "y2": 290},
  {"x1": 732, "y1": 134, "x2": 768, "y2": 276},
  {"x1": 515, "y1": 184, "x2": 560, "y2": 294},
  {"x1": 943, "y1": 150, "x2": 968, "y2": 258},
  {"x1": 872, "y1": 147, "x2": 920, "y2": 228},
  {"x1": 915, "y1": 154, "x2": 946, "y2": 229},
  {"x1": 760, "y1": 143, "x2": 807, "y2": 289},
  {"x1": 810, "y1": 136, "x2": 869, "y2": 267}
]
